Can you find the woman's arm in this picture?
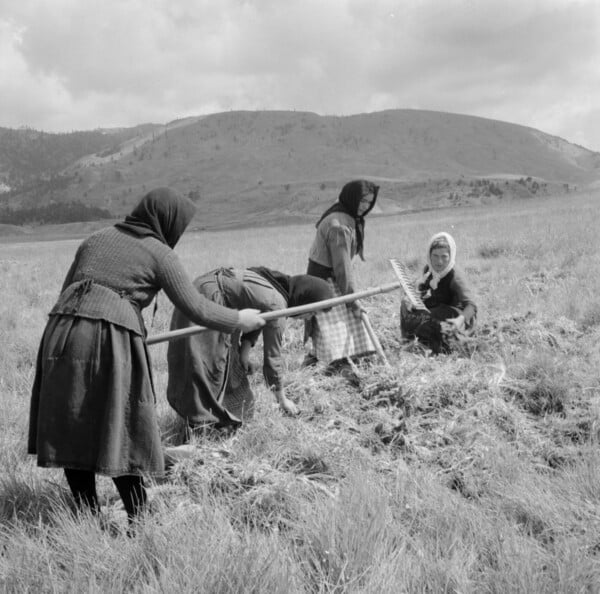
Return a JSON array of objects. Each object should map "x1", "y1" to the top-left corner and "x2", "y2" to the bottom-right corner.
[
  {"x1": 60, "y1": 246, "x2": 82, "y2": 293},
  {"x1": 157, "y1": 251, "x2": 242, "y2": 333},
  {"x1": 450, "y1": 269, "x2": 477, "y2": 324},
  {"x1": 262, "y1": 320, "x2": 298, "y2": 415},
  {"x1": 327, "y1": 224, "x2": 355, "y2": 294},
  {"x1": 262, "y1": 320, "x2": 283, "y2": 392}
]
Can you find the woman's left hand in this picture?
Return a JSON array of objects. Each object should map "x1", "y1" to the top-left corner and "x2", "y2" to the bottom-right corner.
[
  {"x1": 448, "y1": 314, "x2": 466, "y2": 332},
  {"x1": 280, "y1": 397, "x2": 299, "y2": 416},
  {"x1": 277, "y1": 390, "x2": 300, "y2": 416},
  {"x1": 240, "y1": 340, "x2": 255, "y2": 373},
  {"x1": 349, "y1": 300, "x2": 365, "y2": 319}
]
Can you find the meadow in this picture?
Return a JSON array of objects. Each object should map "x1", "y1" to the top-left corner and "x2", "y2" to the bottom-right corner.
[{"x1": 1, "y1": 191, "x2": 600, "y2": 592}]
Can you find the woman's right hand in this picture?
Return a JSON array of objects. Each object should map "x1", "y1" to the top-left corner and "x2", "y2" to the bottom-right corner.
[
  {"x1": 349, "y1": 300, "x2": 365, "y2": 319},
  {"x1": 237, "y1": 309, "x2": 265, "y2": 333},
  {"x1": 402, "y1": 297, "x2": 416, "y2": 312}
]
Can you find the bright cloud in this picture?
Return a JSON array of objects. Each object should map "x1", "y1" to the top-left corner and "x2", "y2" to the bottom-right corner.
[{"x1": 1, "y1": 0, "x2": 598, "y2": 149}]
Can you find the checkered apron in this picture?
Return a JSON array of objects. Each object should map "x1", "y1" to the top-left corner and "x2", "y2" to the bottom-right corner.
[{"x1": 311, "y1": 281, "x2": 375, "y2": 363}]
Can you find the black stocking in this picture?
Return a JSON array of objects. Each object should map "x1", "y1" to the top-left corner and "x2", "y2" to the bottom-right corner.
[
  {"x1": 64, "y1": 468, "x2": 100, "y2": 514},
  {"x1": 112, "y1": 475, "x2": 147, "y2": 523}
]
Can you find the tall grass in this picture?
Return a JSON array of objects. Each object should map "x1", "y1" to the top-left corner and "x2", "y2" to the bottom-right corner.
[{"x1": 1, "y1": 191, "x2": 600, "y2": 591}]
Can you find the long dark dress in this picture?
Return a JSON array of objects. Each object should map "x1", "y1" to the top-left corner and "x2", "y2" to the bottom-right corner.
[
  {"x1": 167, "y1": 268, "x2": 286, "y2": 427},
  {"x1": 28, "y1": 205, "x2": 239, "y2": 477},
  {"x1": 30, "y1": 303, "x2": 161, "y2": 475}
]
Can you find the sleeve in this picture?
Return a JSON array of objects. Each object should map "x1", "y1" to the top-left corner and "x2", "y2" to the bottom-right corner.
[
  {"x1": 326, "y1": 223, "x2": 355, "y2": 294},
  {"x1": 156, "y1": 251, "x2": 240, "y2": 333},
  {"x1": 417, "y1": 267, "x2": 431, "y2": 298},
  {"x1": 450, "y1": 270, "x2": 477, "y2": 323},
  {"x1": 262, "y1": 319, "x2": 284, "y2": 391},
  {"x1": 60, "y1": 246, "x2": 82, "y2": 293},
  {"x1": 241, "y1": 329, "x2": 262, "y2": 346}
]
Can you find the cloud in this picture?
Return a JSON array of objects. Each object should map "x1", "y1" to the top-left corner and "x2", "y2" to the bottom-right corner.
[{"x1": 0, "y1": 0, "x2": 599, "y2": 149}]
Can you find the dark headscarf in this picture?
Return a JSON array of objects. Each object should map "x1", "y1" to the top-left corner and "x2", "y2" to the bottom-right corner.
[
  {"x1": 115, "y1": 187, "x2": 196, "y2": 248},
  {"x1": 249, "y1": 267, "x2": 333, "y2": 308},
  {"x1": 288, "y1": 274, "x2": 334, "y2": 308},
  {"x1": 315, "y1": 179, "x2": 379, "y2": 260}
]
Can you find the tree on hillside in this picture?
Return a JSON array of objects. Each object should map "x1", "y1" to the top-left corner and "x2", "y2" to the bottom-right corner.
[{"x1": 0, "y1": 201, "x2": 114, "y2": 225}]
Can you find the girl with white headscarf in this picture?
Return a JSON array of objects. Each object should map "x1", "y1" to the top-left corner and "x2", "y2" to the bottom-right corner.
[{"x1": 400, "y1": 231, "x2": 477, "y2": 353}]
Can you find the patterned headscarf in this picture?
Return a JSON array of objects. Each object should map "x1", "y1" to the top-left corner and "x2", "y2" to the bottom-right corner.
[
  {"x1": 422, "y1": 231, "x2": 457, "y2": 289},
  {"x1": 315, "y1": 179, "x2": 379, "y2": 260},
  {"x1": 115, "y1": 187, "x2": 196, "y2": 248}
]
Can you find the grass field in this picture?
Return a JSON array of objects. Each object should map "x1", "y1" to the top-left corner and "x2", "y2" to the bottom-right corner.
[{"x1": 1, "y1": 191, "x2": 600, "y2": 592}]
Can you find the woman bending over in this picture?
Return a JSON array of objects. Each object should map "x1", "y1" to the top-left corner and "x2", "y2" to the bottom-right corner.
[{"x1": 167, "y1": 266, "x2": 333, "y2": 427}]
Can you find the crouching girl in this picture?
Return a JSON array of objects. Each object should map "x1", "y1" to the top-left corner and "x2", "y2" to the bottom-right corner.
[{"x1": 400, "y1": 232, "x2": 477, "y2": 353}]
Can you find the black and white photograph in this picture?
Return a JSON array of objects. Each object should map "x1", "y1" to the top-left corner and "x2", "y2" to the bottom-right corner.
[{"x1": 1, "y1": 0, "x2": 599, "y2": 590}]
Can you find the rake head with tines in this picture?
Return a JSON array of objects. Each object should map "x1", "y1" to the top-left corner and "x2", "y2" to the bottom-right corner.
[{"x1": 389, "y1": 258, "x2": 429, "y2": 311}]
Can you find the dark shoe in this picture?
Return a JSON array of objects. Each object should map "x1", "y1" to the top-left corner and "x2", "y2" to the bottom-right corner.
[
  {"x1": 340, "y1": 365, "x2": 361, "y2": 389},
  {"x1": 324, "y1": 359, "x2": 361, "y2": 388},
  {"x1": 301, "y1": 353, "x2": 318, "y2": 368}
]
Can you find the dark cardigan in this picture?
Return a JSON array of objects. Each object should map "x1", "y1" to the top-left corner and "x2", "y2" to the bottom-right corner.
[{"x1": 419, "y1": 267, "x2": 477, "y2": 323}]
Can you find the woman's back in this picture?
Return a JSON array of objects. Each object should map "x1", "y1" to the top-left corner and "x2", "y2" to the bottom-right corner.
[{"x1": 63, "y1": 227, "x2": 170, "y2": 308}]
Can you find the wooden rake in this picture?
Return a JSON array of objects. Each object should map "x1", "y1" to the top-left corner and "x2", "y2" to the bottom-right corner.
[
  {"x1": 146, "y1": 281, "x2": 403, "y2": 346},
  {"x1": 388, "y1": 258, "x2": 429, "y2": 312}
]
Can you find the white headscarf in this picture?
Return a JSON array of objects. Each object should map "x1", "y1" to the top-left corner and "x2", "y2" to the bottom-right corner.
[{"x1": 422, "y1": 231, "x2": 456, "y2": 290}]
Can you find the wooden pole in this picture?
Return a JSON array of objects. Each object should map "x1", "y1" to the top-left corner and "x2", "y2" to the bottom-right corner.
[
  {"x1": 146, "y1": 281, "x2": 402, "y2": 346},
  {"x1": 360, "y1": 311, "x2": 390, "y2": 368}
]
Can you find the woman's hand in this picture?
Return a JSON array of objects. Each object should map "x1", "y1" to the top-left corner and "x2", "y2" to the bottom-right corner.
[
  {"x1": 402, "y1": 297, "x2": 416, "y2": 312},
  {"x1": 237, "y1": 309, "x2": 265, "y2": 333},
  {"x1": 239, "y1": 340, "x2": 256, "y2": 374},
  {"x1": 276, "y1": 390, "x2": 300, "y2": 416},
  {"x1": 348, "y1": 300, "x2": 365, "y2": 320},
  {"x1": 447, "y1": 314, "x2": 466, "y2": 332}
]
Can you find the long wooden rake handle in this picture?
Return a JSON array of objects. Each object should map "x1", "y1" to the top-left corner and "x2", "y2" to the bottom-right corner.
[
  {"x1": 360, "y1": 311, "x2": 390, "y2": 368},
  {"x1": 146, "y1": 281, "x2": 402, "y2": 345}
]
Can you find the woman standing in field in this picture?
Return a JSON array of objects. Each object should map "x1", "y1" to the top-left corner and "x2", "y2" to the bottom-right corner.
[
  {"x1": 400, "y1": 231, "x2": 477, "y2": 353},
  {"x1": 167, "y1": 266, "x2": 333, "y2": 428},
  {"x1": 303, "y1": 179, "x2": 379, "y2": 377},
  {"x1": 28, "y1": 188, "x2": 264, "y2": 526}
]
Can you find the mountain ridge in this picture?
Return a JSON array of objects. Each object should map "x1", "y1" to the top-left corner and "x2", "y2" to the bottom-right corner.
[{"x1": 1, "y1": 109, "x2": 598, "y2": 230}]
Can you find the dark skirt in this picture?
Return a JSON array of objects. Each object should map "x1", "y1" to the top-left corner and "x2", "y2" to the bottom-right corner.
[
  {"x1": 400, "y1": 301, "x2": 475, "y2": 354},
  {"x1": 166, "y1": 273, "x2": 253, "y2": 428},
  {"x1": 28, "y1": 314, "x2": 164, "y2": 476}
]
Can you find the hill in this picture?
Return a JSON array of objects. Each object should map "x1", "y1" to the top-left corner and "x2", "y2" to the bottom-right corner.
[
  {"x1": 1, "y1": 110, "x2": 599, "y2": 230},
  {"x1": 0, "y1": 123, "x2": 160, "y2": 189}
]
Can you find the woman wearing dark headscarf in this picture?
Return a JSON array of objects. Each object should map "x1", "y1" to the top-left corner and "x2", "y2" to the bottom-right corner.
[
  {"x1": 303, "y1": 179, "x2": 380, "y2": 371},
  {"x1": 167, "y1": 267, "x2": 333, "y2": 423},
  {"x1": 28, "y1": 188, "x2": 264, "y2": 526}
]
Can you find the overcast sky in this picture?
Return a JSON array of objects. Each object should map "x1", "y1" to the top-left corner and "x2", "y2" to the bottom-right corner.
[{"x1": 1, "y1": 0, "x2": 599, "y2": 150}]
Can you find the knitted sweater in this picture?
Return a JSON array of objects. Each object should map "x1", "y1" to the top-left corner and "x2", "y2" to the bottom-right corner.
[
  {"x1": 419, "y1": 268, "x2": 477, "y2": 324},
  {"x1": 307, "y1": 211, "x2": 357, "y2": 294},
  {"x1": 52, "y1": 226, "x2": 239, "y2": 334}
]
